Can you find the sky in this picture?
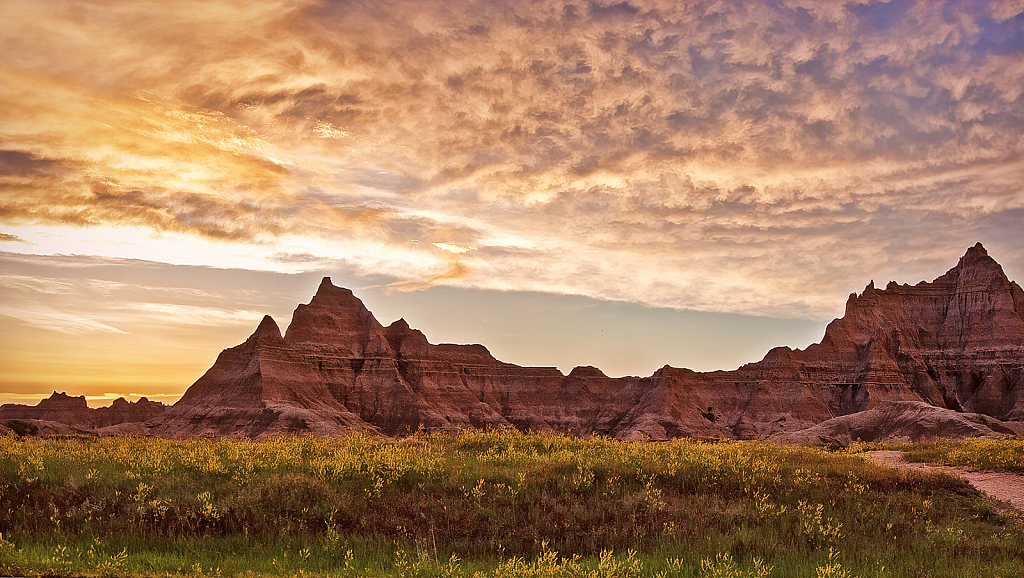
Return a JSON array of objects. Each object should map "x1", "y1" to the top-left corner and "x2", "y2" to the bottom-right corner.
[{"x1": 1, "y1": 0, "x2": 1022, "y2": 407}]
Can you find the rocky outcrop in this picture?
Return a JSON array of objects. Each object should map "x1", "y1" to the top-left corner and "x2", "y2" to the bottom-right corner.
[
  {"x1": 93, "y1": 396, "x2": 167, "y2": 427},
  {"x1": 654, "y1": 244, "x2": 1024, "y2": 440},
  {"x1": 150, "y1": 280, "x2": 592, "y2": 438},
  {"x1": 0, "y1": 419, "x2": 80, "y2": 437},
  {"x1": 8, "y1": 244, "x2": 1023, "y2": 441},
  {"x1": 0, "y1": 392, "x2": 166, "y2": 432},
  {"x1": 792, "y1": 243, "x2": 1024, "y2": 421},
  {"x1": 150, "y1": 313, "x2": 371, "y2": 438},
  {"x1": 142, "y1": 243, "x2": 1023, "y2": 441},
  {"x1": 771, "y1": 401, "x2": 1017, "y2": 446},
  {"x1": 0, "y1": 392, "x2": 90, "y2": 426}
]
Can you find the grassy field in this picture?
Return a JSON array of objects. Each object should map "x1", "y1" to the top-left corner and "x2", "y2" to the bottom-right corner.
[
  {"x1": 896, "y1": 438, "x2": 1024, "y2": 473},
  {"x1": 1, "y1": 431, "x2": 1021, "y2": 577}
]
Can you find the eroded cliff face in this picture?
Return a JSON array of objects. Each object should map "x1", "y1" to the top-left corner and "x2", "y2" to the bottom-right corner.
[
  {"x1": 798, "y1": 243, "x2": 1024, "y2": 420},
  {"x1": 0, "y1": 391, "x2": 166, "y2": 431},
  {"x1": 150, "y1": 278, "x2": 659, "y2": 438},
  {"x1": 694, "y1": 243, "x2": 1024, "y2": 439},
  {"x1": 147, "y1": 244, "x2": 1024, "y2": 440}
]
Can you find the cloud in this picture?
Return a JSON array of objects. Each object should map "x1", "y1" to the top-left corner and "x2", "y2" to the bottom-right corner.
[
  {"x1": 0, "y1": 304, "x2": 129, "y2": 335},
  {"x1": 432, "y1": 242, "x2": 472, "y2": 254},
  {"x1": 0, "y1": 254, "x2": 283, "y2": 342},
  {"x1": 382, "y1": 260, "x2": 471, "y2": 293},
  {"x1": 120, "y1": 303, "x2": 264, "y2": 325},
  {"x1": 1, "y1": 0, "x2": 1022, "y2": 318},
  {"x1": 0, "y1": 274, "x2": 77, "y2": 294}
]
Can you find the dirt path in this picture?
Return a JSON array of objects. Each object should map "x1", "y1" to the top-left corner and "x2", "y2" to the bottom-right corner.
[{"x1": 865, "y1": 450, "x2": 1024, "y2": 514}]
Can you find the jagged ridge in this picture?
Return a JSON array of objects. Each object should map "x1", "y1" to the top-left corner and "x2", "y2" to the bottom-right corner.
[
  {"x1": 139, "y1": 243, "x2": 1023, "y2": 440},
  {"x1": 0, "y1": 392, "x2": 166, "y2": 433}
]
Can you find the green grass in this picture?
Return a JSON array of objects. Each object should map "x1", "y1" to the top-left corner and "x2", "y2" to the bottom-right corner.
[
  {"x1": 1, "y1": 431, "x2": 1021, "y2": 577},
  {"x1": 895, "y1": 438, "x2": 1024, "y2": 473}
]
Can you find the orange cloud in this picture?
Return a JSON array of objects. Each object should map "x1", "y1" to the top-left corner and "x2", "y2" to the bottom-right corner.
[
  {"x1": 0, "y1": 232, "x2": 27, "y2": 243},
  {"x1": 383, "y1": 260, "x2": 471, "y2": 293},
  {"x1": 1, "y1": 0, "x2": 1022, "y2": 319}
]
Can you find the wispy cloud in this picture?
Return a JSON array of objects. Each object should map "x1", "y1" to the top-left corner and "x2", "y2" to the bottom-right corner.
[
  {"x1": 1, "y1": 0, "x2": 1021, "y2": 318},
  {"x1": 0, "y1": 274, "x2": 77, "y2": 294},
  {"x1": 0, "y1": 304, "x2": 129, "y2": 335},
  {"x1": 0, "y1": 255, "x2": 270, "y2": 335},
  {"x1": 121, "y1": 303, "x2": 264, "y2": 325},
  {"x1": 383, "y1": 260, "x2": 471, "y2": 293}
]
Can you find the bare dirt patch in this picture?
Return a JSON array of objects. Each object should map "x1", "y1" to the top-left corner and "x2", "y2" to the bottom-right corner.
[{"x1": 865, "y1": 450, "x2": 1024, "y2": 514}]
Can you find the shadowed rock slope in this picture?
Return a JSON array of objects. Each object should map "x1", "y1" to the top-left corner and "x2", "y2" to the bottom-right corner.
[
  {"x1": 0, "y1": 392, "x2": 166, "y2": 434},
  {"x1": 144, "y1": 243, "x2": 1023, "y2": 440},
  {"x1": 772, "y1": 401, "x2": 1019, "y2": 446}
]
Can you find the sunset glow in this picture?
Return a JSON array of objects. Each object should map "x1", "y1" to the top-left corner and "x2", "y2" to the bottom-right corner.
[{"x1": 2, "y1": 0, "x2": 1022, "y2": 406}]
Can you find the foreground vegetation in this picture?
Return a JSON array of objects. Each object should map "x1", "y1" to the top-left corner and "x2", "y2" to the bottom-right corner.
[
  {"x1": 1, "y1": 431, "x2": 1021, "y2": 577},
  {"x1": 898, "y1": 437, "x2": 1024, "y2": 473}
]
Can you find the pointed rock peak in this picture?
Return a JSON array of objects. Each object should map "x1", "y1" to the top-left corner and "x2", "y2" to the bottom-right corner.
[
  {"x1": 385, "y1": 316, "x2": 427, "y2": 342},
  {"x1": 959, "y1": 242, "x2": 992, "y2": 266},
  {"x1": 248, "y1": 315, "x2": 282, "y2": 342},
  {"x1": 306, "y1": 277, "x2": 362, "y2": 309},
  {"x1": 317, "y1": 276, "x2": 353, "y2": 295},
  {"x1": 283, "y1": 278, "x2": 389, "y2": 355},
  {"x1": 946, "y1": 242, "x2": 1006, "y2": 280},
  {"x1": 257, "y1": 314, "x2": 281, "y2": 333}
]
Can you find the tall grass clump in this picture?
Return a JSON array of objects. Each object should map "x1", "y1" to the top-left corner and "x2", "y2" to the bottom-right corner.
[{"x1": 1, "y1": 430, "x2": 1022, "y2": 577}]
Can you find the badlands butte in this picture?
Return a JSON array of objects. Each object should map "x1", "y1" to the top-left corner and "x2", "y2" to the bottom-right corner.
[{"x1": 3, "y1": 243, "x2": 1024, "y2": 445}]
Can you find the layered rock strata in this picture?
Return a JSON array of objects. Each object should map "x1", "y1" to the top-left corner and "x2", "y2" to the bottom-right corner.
[{"x1": 145, "y1": 243, "x2": 1023, "y2": 440}]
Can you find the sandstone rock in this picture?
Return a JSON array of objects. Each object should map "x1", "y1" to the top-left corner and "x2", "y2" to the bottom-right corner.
[
  {"x1": 0, "y1": 391, "x2": 90, "y2": 426},
  {"x1": 149, "y1": 276, "x2": 659, "y2": 438},
  {"x1": 93, "y1": 397, "x2": 165, "y2": 427},
  {"x1": 22, "y1": 244, "x2": 1024, "y2": 442},
  {"x1": 153, "y1": 244, "x2": 1024, "y2": 441},
  {"x1": 0, "y1": 418, "x2": 81, "y2": 437},
  {"x1": 0, "y1": 392, "x2": 165, "y2": 431},
  {"x1": 96, "y1": 422, "x2": 152, "y2": 437},
  {"x1": 771, "y1": 401, "x2": 1017, "y2": 446},
  {"x1": 151, "y1": 314, "x2": 373, "y2": 439},
  {"x1": 796, "y1": 243, "x2": 1024, "y2": 421}
]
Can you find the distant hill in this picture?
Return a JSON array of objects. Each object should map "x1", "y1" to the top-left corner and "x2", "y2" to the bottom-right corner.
[{"x1": 0, "y1": 392, "x2": 165, "y2": 436}]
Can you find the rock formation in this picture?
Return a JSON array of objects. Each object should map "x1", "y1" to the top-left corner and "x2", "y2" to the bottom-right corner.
[
  {"x1": 772, "y1": 401, "x2": 1018, "y2": 446},
  {"x1": 7, "y1": 244, "x2": 1023, "y2": 441},
  {"x1": 138, "y1": 243, "x2": 1023, "y2": 441},
  {"x1": 0, "y1": 391, "x2": 166, "y2": 433},
  {"x1": 149, "y1": 280, "x2": 608, "y2": 438},
  {"x1": 652, "y1": 243, "x2": 1024, "y2": 440}
]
